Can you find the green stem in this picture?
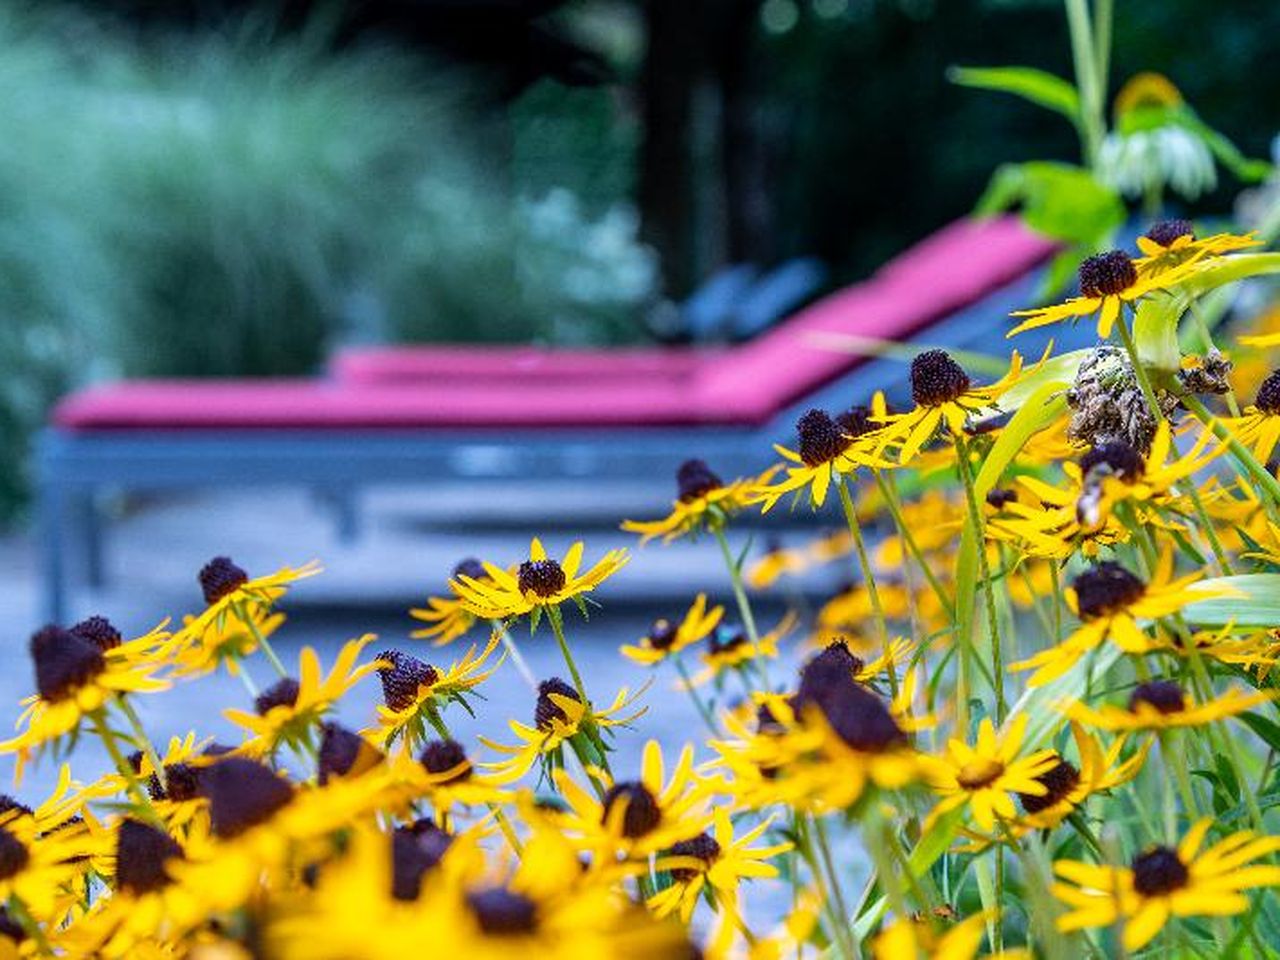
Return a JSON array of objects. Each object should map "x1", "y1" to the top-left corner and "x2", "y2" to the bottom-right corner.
[
  {"x1": 546, "y1": 604, "x2": 589, "y2": 705},
  {"x1": 876, "y1": 472, "x2": 954, "y2": 616},
  {"x1": 955, "y1": 434, "x2": 1006, "y2": 724},
  {"x1": 1182, "y1": 393, "x2": 1280, "y2": 507},
  {"x1": 235, "y1": 601, "x2": 288, "y2": 678},
  {"x1": 1114, "y1": 311, "x2": 1166, "y2": 425},
  {"x1": 805, "y1": 815, "x2": 856, "y2": 959},
  {"x1": 837, "y1": 476, "x2": 896, "y2": 698},
  {"x1": 91, "y1": 709, "x2": 159, "y2": 822},
  {"x1": 1065, "y1": 0, "x2": 1104, "y2": 168},
  {"x1": 7, "y1": 894, "x2": 52, "y2": 956},
  {"x1": 713, "y1": 525, "x2": 760, "y2": 644},
  {"x1": 674, "y1": 656, "x2": 720, "y2": 737},
  {"x1": 117, "y1": 697, "x2": 167, "y2": 795},
  {"x1": 493, "y1": 620, "x2": 538, "y2": 692}
]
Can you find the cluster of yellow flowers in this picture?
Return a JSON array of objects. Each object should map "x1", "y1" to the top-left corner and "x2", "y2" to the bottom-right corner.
[{"x1": 7, "y1": 219, "x2": 1280, "y2": 958}]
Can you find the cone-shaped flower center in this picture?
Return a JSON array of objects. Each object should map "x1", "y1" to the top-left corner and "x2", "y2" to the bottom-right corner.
[
  {"x1": 318, "y1": 722, "x2": 382, "y2": 785},
  {"x1": 198, "y1": 556, "x2": 249, "y2": 605},
  {"x1": 452, "y1": 557, "x2": 487, "y2": 581},
  {"x1": 836, "y1": 404, "x2": 878, "y2": 439},
  {"x1": 391, "y1": 826, "x2": 452, "y2": 901},
  {"x1": 201, "y1": 757, "x2": 294, "y2": 839},
  {"x1": 1145, "y1": 219, "x2": 1194, "y2": 248},
  {"x1": 419, "y1": 739, "x2": 471, "y2": 783},
  {"x1": 676, "y1": 459, "x2": 724, "y2": 502},
  {"x1": 1256, "y1": 370, "x2": 1280, "y2": 416},
  {"x1": 1073, "y1": 562, "x2": 1146, "y2": 620},
  {"x1": 31, "y1": 625, "x2": 105, "y2": 703},
  {"x1": 1079, "y1": 440, "x2": 1146, "y2": 483},
  {"x1": 466, "y1": 887, "x2": 538, "y2": 936},
  {"x1": 646, "y1": 618, "x2": 679, "y2": 651},
  {"x1": 534, "y1": 678, "x2": 581, "y2": 731},
  {"x1": 375, "y1": 650, "x2": 439, "y2": 711},
  {"x1": 517, "y1": 559, "x2": 566, "y2": 598},
  {"x1": 1128, "y1": 680, "x2": 1185, "y2": 715},
  {"x1": 1079, "y1": 250, "x2": 1137, "y2": 297},
  {"x1": 986, "y1": 488, "x2": 1017, "y2": 509},
  {"x1": 910, "y1": 350, "x2": 971, "y2": 407},
  {"x1": 1132, "y1": 846, "x2": 1190, "y2": 896},
  {"x1": 601, "y1": 781, "x2": 662, "y2": 838},
  {"x1": 69, "y1": 615, "x2": 122, "y2": 652},
  {"x1": 668, "y1": 832, "x2": 722, "y2": 881},
  {"x1": 116, "y1": 818, "x2": 183, "y2": 894},
  {"x1": 0, "y1": 829, "x2": 28, "y2": 880},
  {"x1": 1018, "y1": 757, "x2": 1080, "y2": 813},
  {"x1": 796, "y1": 409, "x2": 852, "y2": 467},
  {"x1": 254, "y1": 677, "x2": 300, "y2": 716}
]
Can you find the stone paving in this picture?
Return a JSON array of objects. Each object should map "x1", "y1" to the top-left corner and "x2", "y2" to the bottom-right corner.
[{"x1": 0, "y1": 481, "x2": 844, "y2": 802}]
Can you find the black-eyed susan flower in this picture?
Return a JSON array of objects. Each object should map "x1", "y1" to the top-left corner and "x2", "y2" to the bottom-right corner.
[
  {"x1": 368, "y1": 631, "x2": 503, "y2": 750},
  {"x1": 1009, "y1": 554, "x2": 1227, "y2": 686},
  {"x1": 622, "y1": 459, "x2": 771, "y2": 543},
  {"x1": 382, "y1": 737, "x2": 511, "y2": 814},
  {"x1": 874, "y1": 350, "x2": 1031, "y2": 464},
  {"x1": 620, "y1": 594, "x2": 724, "y2": 666},
  {"x1": 745, "y1": 529, "x2": 854, "y2": 589},
  {"x1": 920, "y1": 714, "x2": 1057, "y2": 832},
  {"x1": 1014, "y1": 723, "x2": 1147, "y2": 831},
  {"x1": 1, "y1": 626, "x2": 170, "y2": 781},
  {"x1": 0, "y1": 821, "x2": 89, "y2": 926},
  {"x1": 1133, "y1": 218, "x2": 1260, "y2": 279},
  {"x1": 409, "y1": 558, "x2": 490, "y2": 646},
  {"x1": 681, "y1": 612, "x2": 796, "y2": 688},
  {"x1": 1008, "y1": 248, "x2": 1203, "y2": 339},
  {"x1": 872, "y1": 912, "x2": 1015, "y2": 960},
  {"x1": 648, "y1": 809, "x2": 791, "y2": 922},
  {"x1": 1052, "y1": 818, "x2": 1280, "y2": 951},
  {"x1": 755, "y1": 403, "x2": 890, "y2": 510},
  {"x1": 160, "y1": 606, "x2": 285, "y2": 679},
  {"x1": 1063, "y1": 679, "x2": 1274, "y2": 732},
  {"x1": 479, "y1": 678, "x2": 647, "y2": 785},
  {"x1": 223, "y1": 636, "x2": 382, "y2": 759},
  {"x1": 450, "y1": 538, "x2": 628, "y2": 623},
  {"x1": 111, "y1": 733, "x2": 211, "y2": 832},
  {"x1": 184, "y1": 556, "x2": 320, "y2": 640},
  {"x1": 554, "y1": 741, "x2": 711, "y2": 861},
  {"x1": 1217, "y1": 368, "x2": 1280, "y2": 463}
]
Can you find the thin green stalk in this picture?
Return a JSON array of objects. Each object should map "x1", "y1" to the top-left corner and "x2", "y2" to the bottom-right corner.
[
  {"x1": 955, "y1": 434, "x2": 1006, "y2": 724},
  {"x1": 493, "y1": 620, "x2": 538, "y2": 692},
  {"x1": 837, "y1": 477, "x2": 896, "y2": 698},
  {"x1": 1182, "y1": 393, "x2": 1280, "y2": 507},
  {"x1": 674, "y1": 655, "x2": 721, "y2": 737},
  {"x1": 1114, "y1": 312, "x2": 1166, "y2": 426},
  {"x1": 1065, "y1": 0, "x2": 1104, "y2": 167},
  {"x1": 117, "y1": 697, "x2": 167, "y2": 795},
  {"x1": 546, "y1": 604, "x2": 589, "y2": 705},
  {"x1": 875, "y1": 473, "x2": 952, "y2": 616},
  {"x1": 424, "y1": 705, "x2": 523, "y2": 854},
  {"x1": 235, "y1": 601, "x2": 288, "y2": 678},
  {"x1": 1092, "y1": 0, "x2": 1113, "y2": 101},
  {"x1": 7, "y1": 894, "x2": 53, "y2": 956},
  {"x1": 91, "y1": 709, "x2": 159, "y2": 821},
  {"x1": 713, "y1": 525, "x2": 760, "y2": 644},
  {"x1": 806, "y1": 815, "x2": 856, "y2": 959}
]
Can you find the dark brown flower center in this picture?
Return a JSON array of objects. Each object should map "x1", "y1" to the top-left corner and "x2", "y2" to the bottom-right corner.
[
  {"x1": 419, "y1": 739, "x2": 471, "y2": 783},
  {"x1": 375, "y1": 650, "x2": 439, "y2": 711},
  {"x1": 1079, "y1": 250, "x2": 1138, "y2": 298},
  {"x1": 676, "y1": 459, "x2": 724, "y2": 502},
  {"x1": 796, "y1": 409, "x2": 852, "y2": 467},
  {"x1": 318, "y1": 722, "x2": 383, "y2": 785},
  {"x1": 1256, "y1": 370, "x2": 1280, "y2": 416},
  {"x1": 646, "y1": 618, "x2": 679, "y2": 651},
  {"x1": 836, "y1": 404, "x2": 878, "y2": 439},
  {"x1": 601, "y1": 782, "x2": 662, "y2": 838},
  {"x1": 254, "y1": 677, "x2": 300, "y2": 716},
  {"x1": 198, "y1": 556, "x2": 249, "y2": 605},
  {"x1": 200, "y1": 757, "x2": 294, "y2": 839},
  {"x1": 0, "y1": 829, "x2": 28, "y2": 880},
  {"x1": 910, "y1": 350, "x2": 971, "y2": 407},
  {"x1": 1132, "y1": 846, "x2": 1189, "y2": 896},
  {"x1": 467, "y1": 887, "x2": 538, "y2": 936},
  {"x1": 668, "y1": 832, "x2": 722, "y2": 881},
  {"x1": 985, "y1": 488, "x2": 1017, "y2": 509},
  {"x1": 0, "y1": 797, "x2": 32, "y2": 820},
  {"x1": 30, "y1": 625, "x2": 105, "y2": 703},
  {"x1": 1018, "y1": 757, "x2": 1080, "y2": 814},
  {"x1": 452, "y1": 557, "x2": 487, "y2": 581},
  {"x1": 517, "y1": 559, "x2": 566, "y2": 598},
  {"x1": 1079, "y1": 440, "x2": 1145, "y2": 483},
  {"x1": 391, "y1": 826, "x2": 452, "y2": 901},
  {"x1": 708, "y1": 625, "x2": 747, "y2": 656},
  {"x1": 129, "y1": 751, "x2": 201, "y2": 802},
  {"x1": 1145, "y1": 219, "x2": 1194, "y2": 248},
  {"x1": 534, "y1": 678, "x2": 581, "y2": 731},
  {"x1": 115, "y1": 818, "x2": 183, "y2": 895},
  {"x1": 69, "y1": 615, "x2": 122, "y2": 652},
  {"x1": 1073, "y1": 562, "x2": 1146, "y2": 620},
  {"x1": 1128, "y1": 680, "x2": 1185, "y2": 715}
]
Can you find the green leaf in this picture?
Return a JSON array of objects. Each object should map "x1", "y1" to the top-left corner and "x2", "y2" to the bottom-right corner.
[
  {"x1": 948, "y1": 65, "x2": 1080, "y2": 124},
  {"x1": 1132, "y1": 292, "x2": 1182, "y2": 374},
  {"x1": 976, "y1": 162, "x2": 1123, "y2": 250},
  {"x1": 1171, "y1": 253, "x2": 1280, "y2": 302},
  {"x1": 1177, "y1": 113, "x2": 1274, "y2": 183},
  {"x1": 1183, "y1": 574, "x2": 1280, "y2": 627},
  {"x1": 1009, "y1": 644, "x2": 1123, "y2": 750},
  {"x1": 995, "y1": 350, "x2": 1089, "y2": 412},
  {"x1": 850, "y1": 808, "x2": 963, "y2": 940}
]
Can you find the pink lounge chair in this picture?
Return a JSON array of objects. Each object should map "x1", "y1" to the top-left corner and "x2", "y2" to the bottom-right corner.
[{"x1": 38, "y1": 216, "x2": 1057, "y2": 620}]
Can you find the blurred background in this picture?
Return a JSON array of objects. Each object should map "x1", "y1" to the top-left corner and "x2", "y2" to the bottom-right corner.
[{"x1": 2, "y1": 0, "x2": 1280, "y2": 524}]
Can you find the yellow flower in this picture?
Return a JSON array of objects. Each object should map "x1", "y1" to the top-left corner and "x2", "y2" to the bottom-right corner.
[
  {"x1": 0, "y1": 821, "x2": 89, "y2": 922},
  {"x1": 620, "y1": 594, "x2": 724, "y2": 665},
  {"x1": 450, "y1": 538, "x2": 628, "y2": 621},
  {"x1": 409, "y1": 558, "x2": 493, "y2": 646},
  {"x1": 554, "y1": 740, "x2": 711, "y2": 860},
  {"x1": 1, "y1": 625, "x2": 170, "y2": 782},
  {"x1": 746, "y1": 530, "x2": 854, "y2": 588},
  {"x1": 223, "y1": 636, "x2": 382, "y2": 759},
  {"x1": 1009, "y1": 553, "x2": 1225, "y2": 687},
  {"x1": 874, "y1": 350, "x2": 1032, "y2": 465},
  {"x1": 872, "y1": 912, "x2": 1027, "y2": 960},
  {"x1": 920, "y1": 715, "x2": 1057, "y2": 833},
  {"x1": 681, "y1": 612, "x2": 796, "y2": 689},
  {"x1": 183, "y1": 557, "x2": 320, "y2": 640},
  {"x1": 1052, "y1": 818, "x2": 1280, "y2": 951},
  {"x1": 1063, "y1": 680, "x2": 1273, "y2": 732},
  {"x1": 1215, "y1": 368, "x2": 1280, "y2": 462},
  {"x1": 622, "y1": 459, "x2": 772, "y2": 543},
  {"x1": 382, "y1": 737, "x2": 510, "y2": 813},
  {"x1": 1008, "y1": 249, "x2": 1203, "y2": 338},
  {"x1": 1132, "y1": 218, "x2": 1260, "y2": 280},
  {"x1": 103, "y1": 733, "x2": 212, "y2": 833},
  {"x1": 368, "y1": 631, "x2": 504, "y2": 750},
  {"x1": 647, "y1": 809, "x2": 791, "y2": 923},
  {"x1": 754, "y1": 400, "x2": 892, "y2": 510},
  {"x1": 479, "y1": 680, "x2": 648, "y2": 784},
  {"x1": 159, "y1": 607, "x2": 285, "y2": 679}
]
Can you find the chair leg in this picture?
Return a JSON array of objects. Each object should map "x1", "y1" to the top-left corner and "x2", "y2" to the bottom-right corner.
[
  {"x1": 37, "y1": 479, "x2": 68, "y2": 625},
  {"x1": 79, "y1": 492, "x2": 105, "y2": 590}
]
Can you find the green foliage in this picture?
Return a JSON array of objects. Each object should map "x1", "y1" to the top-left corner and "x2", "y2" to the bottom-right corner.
[
  {"x1": 947, "y1": 65, "x2": 1080, "y2": 126},
  {"x1": 975, "y1": 161, "x2": 1124, "y2": 249}
]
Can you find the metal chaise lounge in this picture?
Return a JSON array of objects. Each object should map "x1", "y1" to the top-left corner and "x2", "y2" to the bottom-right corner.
[{"x1": 37, "y1": 216, "x2": 1057, "y2": 621}]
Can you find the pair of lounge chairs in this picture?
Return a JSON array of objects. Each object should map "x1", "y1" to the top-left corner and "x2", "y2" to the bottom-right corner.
[{"x1": 37, "y1": 216, "x2": 1058, "y2": 621}]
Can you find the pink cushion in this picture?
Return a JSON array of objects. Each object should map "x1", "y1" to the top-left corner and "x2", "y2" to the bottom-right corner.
[
  {"x1": 331, "y1": 345, "x2": 711, "y2": 385},
  {"x1": 52, "y1": 379, "x2": 752, "y2": 430},
  {"x1": 690, "y1": 217, "x2": 1055, "y2": 422}
]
